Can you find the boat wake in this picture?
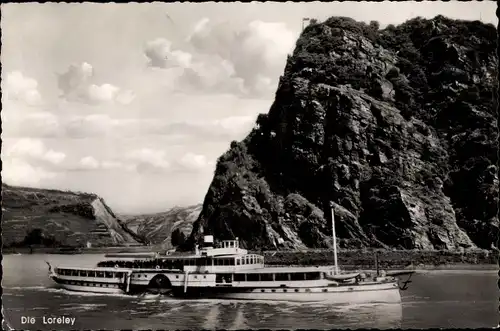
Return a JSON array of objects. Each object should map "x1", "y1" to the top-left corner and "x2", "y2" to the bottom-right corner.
[
  {"x1": 141, "y1": 296, "x2": 400, "y2": 311},
  {"x1": 59, "y1": 303, "x2": 108, "y2": 312},
  {"x1": 4, "y1": 286, "x2": 47, "y2": 290},
  {"x1": 5, "y1": 286, "x2": 133, "y2": 298}
]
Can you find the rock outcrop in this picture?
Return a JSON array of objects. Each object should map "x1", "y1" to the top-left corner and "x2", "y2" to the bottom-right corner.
[
  {"x1": 189, "y1": 16, "x2": 498, "y2": 250},
  {"x1": 2, "y1": 184, "x2": 143, "y2": 248}
]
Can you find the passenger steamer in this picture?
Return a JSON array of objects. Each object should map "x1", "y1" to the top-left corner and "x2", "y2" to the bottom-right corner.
[{"x1": 47, "y1": 209, "x2": 415, "y2": 302}]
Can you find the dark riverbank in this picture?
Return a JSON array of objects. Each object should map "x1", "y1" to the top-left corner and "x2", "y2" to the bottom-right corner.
[
  {"x1": 2, "y1": 245, "x2": 161, "y2": 255},
  {"x1": 258, "y1": 249, "x2": 498, "y2": 269},
  {"x1": 3, "y1": 246, "x2": 497, "y2": 269}
]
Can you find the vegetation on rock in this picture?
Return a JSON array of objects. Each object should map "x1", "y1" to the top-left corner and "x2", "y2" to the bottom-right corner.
[
  {"x1": 171, "y1": 228, "x2": 187, "y2": 247},
  {"x1": 189, "y1": 16, "x2": 498, "y2": 251}
]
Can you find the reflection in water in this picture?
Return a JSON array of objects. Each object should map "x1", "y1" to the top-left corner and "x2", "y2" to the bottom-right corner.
[
  {"x1": 202, "y1": 302, "x2": 220, "y2": 330},
  {"x1": 2, "y1": 254, "x2": 497, "y2": 330},
  {"x1": 231, "y1": 304, "x2": 247, "y2": 329},
  {"x1": 3, "y1": 286, "x2": 403, "y2": 330}
]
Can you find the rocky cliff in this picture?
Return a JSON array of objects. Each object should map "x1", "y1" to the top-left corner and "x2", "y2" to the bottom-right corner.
[
  {"x1": 189, "y1": 16, "x2": 498, "y2": 251},
  {"x1": 2, "y1": 184, "x2": 143, "y2": 248},
  {"x1": 122, "y1": 204, "x2": 202, "y2": 247}
]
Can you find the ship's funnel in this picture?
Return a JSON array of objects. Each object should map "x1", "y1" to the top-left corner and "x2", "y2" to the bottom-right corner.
[{"x1": 203, "y1": 235, "x2": 214, "y2": 248}]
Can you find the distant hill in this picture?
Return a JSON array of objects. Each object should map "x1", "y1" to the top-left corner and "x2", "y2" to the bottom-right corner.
[
  {"x1": 121, "y1": 204, "x2": 202, "y2": 248},
  {"x1": 2, "y1": 184, "x2": 143, "y2": 248}
]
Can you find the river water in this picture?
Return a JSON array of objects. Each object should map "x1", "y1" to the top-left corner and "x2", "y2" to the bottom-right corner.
[{"x1": 2, "y1": 254, "x2": 497, "y2": 330}]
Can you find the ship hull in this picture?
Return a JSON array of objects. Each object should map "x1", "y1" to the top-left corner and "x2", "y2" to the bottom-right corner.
[
  {"x1": 50, "y1": 275, "x2": 126, "y2": 294},
  {"x1": 53, "y1": 282, "x2": 126, "y2": 294},
  {"x1": 172, "y1": 282, "x2": 401, "y2": 303},
  {"x1": 212, "y1": 286, "x2": 400, "y2": 303}
]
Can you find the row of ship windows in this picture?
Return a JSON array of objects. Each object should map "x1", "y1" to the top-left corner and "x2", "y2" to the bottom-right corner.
[
  {"x1": 182, "y1": 255, "x2": 264, "y2": 266},
  {"x1": 131, "y1": 272, "x2": 321, "y2": 281},
  {"x1": 101, "y1": 255, "x2": 264, "y2": 268},
  {"x1": 60, "y1": 280, "x2": 119, "y2": 288},
  {"x1": 234, "y1": 272, "x2": 322, "y2": 282},
  {"x1": 57, "y1": 269, "x2": 123, "y2": 278},
  {"x1": 132, "y1": 274, "x2": 208, "y2": 280}
]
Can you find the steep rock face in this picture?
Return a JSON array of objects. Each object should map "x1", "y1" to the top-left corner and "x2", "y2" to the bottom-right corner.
[
  {"x1": 122, "y1": 204, "x2": 202, "y2": 247},
  {"x1": 2, "y1": 184, "x2": 142, "y2": 247},
  {"x1": 189, "y1": 16, "x2": 498, "y2": 250}
]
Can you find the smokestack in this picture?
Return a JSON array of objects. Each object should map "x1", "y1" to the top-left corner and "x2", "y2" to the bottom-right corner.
[{"x1": 203, "y1": 235, "x2": 214, "y2": 249}]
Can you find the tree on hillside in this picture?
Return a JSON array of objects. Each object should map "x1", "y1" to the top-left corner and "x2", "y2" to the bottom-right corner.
[
  {"x1": 22, "y1": 228, "x2": 58, "y2": 253},
  {"x1": 171, "y1": 228, "x2": 186, "y2": 247},
  {"x1": 24, "y1": 228, "x2": 44, "y2": 245}
]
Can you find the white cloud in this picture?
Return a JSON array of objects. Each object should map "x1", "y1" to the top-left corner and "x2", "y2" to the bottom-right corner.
[
  {"x1": 2, "y1": 158, "x2": 57, "y2": 186},
  {"x1": 124, "y1": 148, "x2": 171, "y2": 172},
  {"x1": 79, "y1": 156, "x2": 100, "y2": 169},
  {"x1": 57, "y1": 62, "x2": 93, "y2": 99},
  {"x1": 177, "y1": 152, "x2": 214, "y2": 172},
  {"x1": 144, "y1": 19, "x2": 296, "y2": 97},
  {"x1": 62, "y1": 114, "x2": 167, "y2": 139},
  {"x1": 4, "y1": 138, "x2": 66, "y2": 165},
  {"x1": 2, "y1": 138, "x2": 64, "y2": 186},
  {"x1": 115, "y1": 90, "x2": 136, "y2": 105},
  {"x1": 151, "y1": 115, "x2": 256, "y2": 141},
  {"x1": 1, "y1": 105, "x2": 62, "y2": 138},
  {"x1": 99, "y1": 150, "x2": 214, "y2": 174},
  {"x1": 3, "y1": 71, "x2": 42, "y2": 106},
  {"x1": 188, "y1": 18, "x2": 296, "y2": 95},
  {"x1": 64, "y1": 114, "x2": 125, "y2": 138},
  {"x1": 44, "y1": 149, "x2": 67, "y2": 165},
  {"x1": 211, "y1": 115, "x2": 255, "y2": 136},
  {"x1": 144, "y1": 38, "x2": 193, "y2": 69},
  {"x1": 88, "y1": 83, "x2": 119, "y2": 102},
  {"x1": 58, "y1": 112, "x2": 256, "y2": 142},
  {"x1": 57, "y1": 62, "x2": 134, "y2": 105},
  {"x1": 2, "y1": 71, "x2": 60, "y2": 139}
]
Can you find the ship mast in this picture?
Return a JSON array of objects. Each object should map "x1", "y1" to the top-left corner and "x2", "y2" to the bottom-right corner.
[{"x1": 331, "y1": 205, "x2": 339, "y2": 275}]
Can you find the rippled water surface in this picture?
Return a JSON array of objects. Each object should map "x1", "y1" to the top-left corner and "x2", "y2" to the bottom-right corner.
[{"x1": 2, "y1": 254, "x2": 497, "y2": 330}]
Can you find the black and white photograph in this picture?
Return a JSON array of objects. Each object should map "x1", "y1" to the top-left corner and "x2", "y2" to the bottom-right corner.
[{"x1": 1, "y1": 1, "x2": 498, "y2": 330}]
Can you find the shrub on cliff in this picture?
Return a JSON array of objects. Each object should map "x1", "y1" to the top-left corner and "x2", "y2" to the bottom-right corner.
[
  {"x1": 171, "y1": 228, "x2": 186, "y2": 247},
  {"x1": 49, "y1": 203, "x2": 95, "y2": 220},
  {"x1": 16, "y1": 228, "x2": 59, "y2": 248}
]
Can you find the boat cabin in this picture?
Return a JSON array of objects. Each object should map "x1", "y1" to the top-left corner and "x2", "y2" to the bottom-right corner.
[
  {"x1": 209, "y1": 269, "x2": 324, "y2": 287},
  {"x1": 56, "y1": 268, "x2": 129, "y2": 279},
  {"x1": 97, "y1": 237, "x2": 265, "y2": 273},
  {"x1": 233, "y1": 270, "x2": 323, "y2": 282}
]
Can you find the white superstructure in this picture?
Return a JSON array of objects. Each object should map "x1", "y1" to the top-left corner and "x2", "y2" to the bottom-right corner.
[{"x1": 47, "y1": 210, "x2": 415, "y2": 302}]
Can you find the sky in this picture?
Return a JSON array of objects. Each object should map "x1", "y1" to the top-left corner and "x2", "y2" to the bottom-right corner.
[{"x1": 1, "y1": 2, "x2": 497, "y2": 214}]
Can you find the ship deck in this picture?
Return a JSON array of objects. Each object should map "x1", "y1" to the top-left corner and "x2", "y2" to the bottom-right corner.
[
  {"x1": 234, "y1": 266, "x2": 334, "y2": 273},
  {"x1": 55, "y1": 266, "x2": 133, "y2": 272}
]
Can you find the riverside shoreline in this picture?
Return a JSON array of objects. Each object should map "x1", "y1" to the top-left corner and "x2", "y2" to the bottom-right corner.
[
  {"x1": 3, "y1": 246, "x2": 498, "y2": 269},
  {"x1": 260, "y1": 249, "x2": 498, "y2": 269}
]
